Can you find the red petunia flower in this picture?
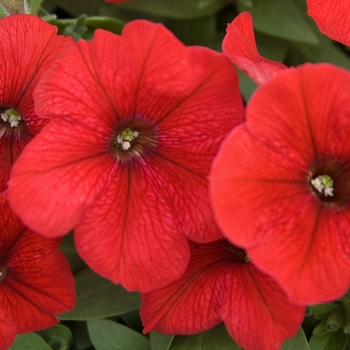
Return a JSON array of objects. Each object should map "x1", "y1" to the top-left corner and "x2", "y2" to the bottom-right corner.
[
  {"x1": 0, "y1": 193, "x2": 76, "y2": 349},
  {"x1": 210, "y1": 63, "x2": 350, "y2": 304},
  {"x1": 140, "y1": 239, "x2": 306, "y2": 350},
  {"x1": 308, "y1": 0, "x2": 350, "y2": 46},
  {"x1": 8, "y1": 20, "x2": 244, "y2": 292},
  {"x1": 0, "y1": 14, "x2": 73, "y2": 193},
  {"x1": 222, "y1": 12, "x2": 286, "y2": 86}
]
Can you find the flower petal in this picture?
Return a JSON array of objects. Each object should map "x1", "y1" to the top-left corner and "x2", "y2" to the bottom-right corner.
[
  {"x1": 0, "y1": 122, "x2": 33, "y2": 193},
  {"x1": 37, "y1": 20, "x2": 204, "y2": 128},
  {"x1": 0, "y1": 14, "x2": 73, "y2": 111},
  {"x1": 140, "y1": 241, "x2": 228, "y2": 334},
  {"x1": 0, "y1": 15, "x2": 73, "y2": 192},
  {"x1": 248, "y1": 207, "x2": 350, "y2": 304},
  {"x1": 7, "y1": 117, "x2": 113, "y2": 237},
  {"x1": 155, "y1": 46, "x2": 243, "y2": 177},
  {"x1": 147, "y1": 154, "x2": 222, "y2": 242},
  {"x1": 74, "y1": 159, "x2": 190, "y2": 292},
  {"x1": 0, "y1": 194, "x2": 75, "y2": 334},
  {"x1": 141, "y1": 240, "x2": 305, "y2": 350},
  {"x1": 0, "y1": 314, "x2": 16, "y2": 350},
  {"x1": 307, "y1": 0, "x2": 350, "y2": 45},
  {"x1": 210, "y1": 125, "x2": 308, "y2": 248},
  {"x1": 222, "y1": 263, "x2": 305, "y2": 350},
  {"x1": 222, "y1": 12, "x2": 286, "y2": 85},
  {"x1": 246, "y1": 64, "x2": 350, "y2": 163}
]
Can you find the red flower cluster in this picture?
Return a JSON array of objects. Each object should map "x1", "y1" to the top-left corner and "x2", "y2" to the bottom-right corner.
[
  {"x1": 2, "y1": 6, "x2": 350, "y2": 349},
  {"x1": 212, "y1": 12, "x2": 350, "y2": 305},
  {"x1": 141, "y1": 239, "x2": 306, "y2": 350},
  {"x1": 211, "y1": 62, "x2": 350, "y2": 305},
  {"x1": 8, "y1": 19, "x2": 243, "y2": 293}
]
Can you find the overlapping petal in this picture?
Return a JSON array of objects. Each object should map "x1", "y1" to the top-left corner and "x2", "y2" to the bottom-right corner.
[
  {"x1": 74, "y1": 159, "x2": 190, "y2": 291},
  {"x1": 141, "y1": 240, "x2": 306, "y2": 350},
  {"x1": 210, "y1": 125, "x2": 308, "y2": 248},
  {"x1": 222, "y1": 12, "x2": 286, "y2": 85},
  {"x1": 246, "y1": 64, "x2": 350, "y2": 162},
  {"x1": 210, "y1": 63, "x2": 350, "y2": 304},
  {"x1": 8, "y1": 19, "x2": 243, "y2": 291},
  {"x1": 0, "y1": 314, "x2": 16, "y2": 350},
  {"x1": 8, "y1": 117, "x2": 114, "y2": 237},
  {"x1": 307, "y1": 0, "x2": 350, "y2": 45},
  {"x1": 0, "y1": 194, "x2": 75, "y2": 347},
  {"x1": 0, "y1": 14, "x2": 73, "y2": 192}
]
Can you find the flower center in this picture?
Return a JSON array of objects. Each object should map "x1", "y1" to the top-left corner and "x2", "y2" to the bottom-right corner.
[
  {"x1": 311, "y1": 175, "x2": 334, "y2": 197},
  {"x1": 110, "y1": 119, "x2": 157, "y2": 163},
  {"x1": 0, "y1": 266, "x2": 6, "y2": 282},
  {"x1": 309, "y1": 159, "x2": 350, "y2": 208},
  {"x1": 114, "y1": 128, "x2": 140, "y2": 151},
  {"x1": 222, "y1": 240, "x2": 249, "y2": 264},
  {"x1": 1, "y1": 108, "x2": 22, "y2": 128}
]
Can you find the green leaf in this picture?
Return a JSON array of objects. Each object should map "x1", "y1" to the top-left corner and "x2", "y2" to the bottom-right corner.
[
  {"x1": 287, "y1": 34, "x2": 350, "y2": 71},
  {"x1": 58, "y1": 268, "x2": 140, "y2": 320},
  {"x1": 309, "y1": 329, "x2": 349, "y2": 350},
  {"x1": 236, "y1": 69, "x2": 257, "y2": 102},
  {"x1": 310, "y1": 303, "x2": 340, "y2": 321},
  {"x1": 255, "y1": 32, "x2": 288, "y2": 62},
  {"x1": 87, "y1": 319, "x2": 150, "y2": 350},
  {"x1": 166, "y1": 15, "x2": 217, "y2": 46},
  {"x1": 150, "y1": 332, "x2": 174, "y2": 350},
  {"x1": 237, "y1": 0, "x2": 318, "y2": 43},
  {"x1": 282, "y1": 328, "x2": 311, "y2": 350},
  {"x1": 169, "y1": 323, "x2": 241, "y2": 350},
  {"x1": 49, "y1": 0, "x2": 101, "y2": 17},
  {"x1": 104, "y1": 0, "x2": 229, "y2": 20},
  {"x1": 10, "y1": 333, "x2": 51, "y2": 350},
  {"x1": 342, "y1": 303, "x2": 350, "y2": 333},
  {"x1": 119, "y1": 309, "x2": 143, "y2": 333},
  {"x1": 36, "y1": 325, "x2": 72, "y2": 350},
  {"x1": 85, "y1": 16, "x2": 124, "y2": 35},
  {"x1": 59, "y1": 232, "x2": 86, "y2": 274},
  {"x1": 73, "y1": 322, "x2": 93, "y2": 350}
]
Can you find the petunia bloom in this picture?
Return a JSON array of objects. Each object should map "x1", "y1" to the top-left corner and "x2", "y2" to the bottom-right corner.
[
  {"x1": 8, "y1": 20, "x2": 244, "y2": 292},
  {"x1": 0, "y1": 14, "x2": 73, "y2": 193},
  {"x1": 141, "y1": 239, "x2": 306, "y2": 350},
  {"x1": 210, "y1": 63, "x2": 350, "y2": 304},
  {"x1": 222, "y1": 12, "x2": 286, "y2": 86},
  {"x1": 307, "y1": 0, "x2": 350, "y2": 46},
  {"x1": 0, "y1": 193, "x2": 76, "y2": 349}
]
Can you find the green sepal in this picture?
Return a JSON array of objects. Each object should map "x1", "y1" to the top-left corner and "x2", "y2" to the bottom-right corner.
[
  {"x1": 313, "y1": 318, "x2": 331, "y2": 336},
  {"x1": 28, "y1": 0, "x2": 43, "y2": 15},
  {"x1": 0, "y1": 4, "x2": 9, "y2": 17},
  {"x1": 310, "y1": 303, "x2": 340, "y2": 321},
  {"x1": 309, "y1": 329, "x2": 349, "y2": 350},
  {"x1": 36, "y1": 325, "x2": 73, "y2": 350}
]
